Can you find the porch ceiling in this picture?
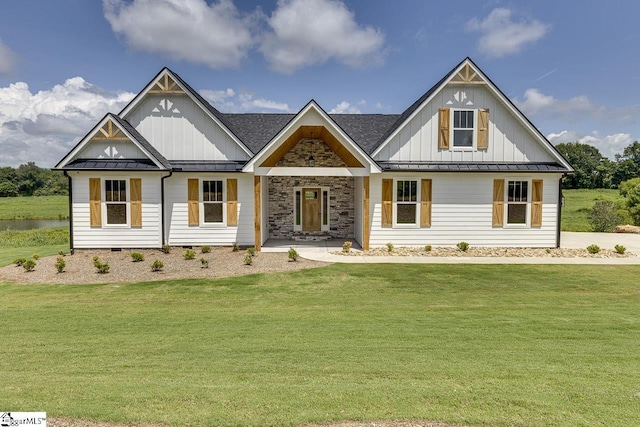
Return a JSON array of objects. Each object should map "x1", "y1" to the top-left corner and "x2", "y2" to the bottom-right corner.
[{"x1": 260, "y1": 125, "x2": 364, "y2": 168}]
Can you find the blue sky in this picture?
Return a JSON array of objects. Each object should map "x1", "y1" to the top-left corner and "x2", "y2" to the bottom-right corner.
[{"x1": 1, "y1": 0, "x2": 639, "y2": 167}]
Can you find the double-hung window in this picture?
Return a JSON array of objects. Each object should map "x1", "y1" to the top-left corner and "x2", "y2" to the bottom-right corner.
[
  {"x1": 202, "y1": 180, "x2": 224, "y2": 224},
  {"x1": 453, "y1": 110, "x2": 474, "y2": 148},
  {"x1": 395, "y1": 180, "x2": 418, "y2": 225},
  {"x1": 105, "y1": 179, "x2": 127, "y2": 225},
  {"x1": 507, "y1": 180, "x2": 528, "y2": 225}
]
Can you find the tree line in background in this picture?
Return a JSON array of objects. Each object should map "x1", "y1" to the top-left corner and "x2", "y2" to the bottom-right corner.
[{"x1": 0, "y1": 162, "x2": 68, "y2": 197}]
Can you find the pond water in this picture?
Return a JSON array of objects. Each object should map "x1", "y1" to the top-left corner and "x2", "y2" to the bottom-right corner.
[{"x1": 0, "y1": 219, "x2": 69, "y2": 230}]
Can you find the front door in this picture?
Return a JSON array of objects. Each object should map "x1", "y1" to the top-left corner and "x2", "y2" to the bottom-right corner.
[{"x1": 302, "y1": 188, "x2": 321, "y2": 231}]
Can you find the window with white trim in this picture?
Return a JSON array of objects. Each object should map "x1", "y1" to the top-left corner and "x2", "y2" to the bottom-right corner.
[
  {"x1": 453, "y1": 110, "x2": 474, "y2": 147},
  {"x1": 507, "y1": 180, "x2": 528, "y2": 225},
  {"x1": 395, "y1": 180, "x2": 418, "y2": 225},
  {"x1": 105, "y1": 179, "x2": 127, "y2": 225},
  {"x1": 202, "y1": 180, "x2": 224, "y2": 223}
]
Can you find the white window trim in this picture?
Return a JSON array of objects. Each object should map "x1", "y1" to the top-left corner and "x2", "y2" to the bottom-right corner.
[
  {"x1": 293, "y1": 186, "x2": 330, "y2": 232},
  {"x1": 393, "y1": 178, "x2": 420, "y2": 228},
  {"x1": 199, "y1": 178, "x2": 227, "y2": 227},
  {"x1": 451, "y1": 109, "x2": 476, "y2": 151},
  {"x1": 504, "y1": 177, "x2": 531, "y2": 228},
  {"x1": 102, "y1": 177, "x2": 130, "y2": 228}
]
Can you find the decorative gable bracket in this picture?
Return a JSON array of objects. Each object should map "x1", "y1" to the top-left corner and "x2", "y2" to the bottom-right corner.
[
  {"x1": 147, "y1": 74, "x2": 185, "y2": 95},
  {"x1": 450, "y1": 63, "x2": 485, "y2": 85}
]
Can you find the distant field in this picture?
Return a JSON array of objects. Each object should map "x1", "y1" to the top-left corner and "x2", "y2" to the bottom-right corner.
[
  {"x1": 0, "y1": 195, "x2": 68, "y2": 219},
  {"x1": 561, "y1": 189, "x2": 629, "y2": 231}
]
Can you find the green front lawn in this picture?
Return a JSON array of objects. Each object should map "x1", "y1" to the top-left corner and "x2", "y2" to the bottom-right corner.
[{"x1": 2, "y1": 264, "x2": 639, "y2": 426}]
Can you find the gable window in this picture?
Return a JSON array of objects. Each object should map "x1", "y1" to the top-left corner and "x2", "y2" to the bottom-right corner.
[
  {"x1": 202, "y1": 180, "x2": 224, "y2": 223},
  {"x1": 395, "y1": 180, "x2": 418, "y2": 225},
  {"x1": 453, "y1": 110, "x2": 474, "y2": 147},
  {"x1": 507, "y1": 180, "x2": 528, "y2": 225},
  {"x1": 105, "y1": 179, "x2": 127, "y2": 225}
]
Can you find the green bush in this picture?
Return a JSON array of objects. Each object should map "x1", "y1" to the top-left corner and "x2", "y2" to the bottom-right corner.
[
  {"x1": 614, "y1": 244, "x2": 627, "y2": 254},
  {"x1": 151, "y1": 259, "x2": 164, "y2": 272},
  {"x1": 13, "y1": 258, "x2": 27, "y2": 267},
  {"x1": 23, "y1": 259, "x2": 36, "y2": 272},
  {"x1": 58, "y1": 250, "x2": 66, "y2": 256},
  {"x1": 55, "y1": 257, "x2": 66, "y2": 273},
  {"x1": 620, "y1": 178, "x2": 640, "y2": 226},
  {"x1": 386, "y1": 243, "x2": 394, "y2": 252},
  {"x1": 247, "y1": 247, "x2": 256, "y2": 257},
  {"x1": 232, "y1": 241, "x2": 239, "y2": 252},
  {"x1": 288, "y1": 248, "x2": 299, "y2": 261},
  {"x1": 161, "y1": 245, "x2": 171, "y2": 254},
  {"x1": 244, "y1": 255, "x2": 253, "y2": 265},
  {"x1": 93, "y1": 258, "x2": 110, "y2": 274},
  {"x1": 588, "y1": 200, "x2": 622, "y2": 232},
  {"x1": 131, "y1": 252, "x2": 145, "y2": 262},
  {"x1": 201, "y1": 245, "x2": 211, "y2": 254},
  {"x1": 32, "y1": 253, "x2": 39, "y2": 260},
  {"x1": 457, "y1": 241, "x2": 470, "y2": 252},
  {"x1": 0, "y1": 226, "x2": 69, "y2": 248},
  {"x1": 424, "y1": 245, "x2": 432, "y2": 252},
  {"x1": 200, "y1": 258, "x2": 209, "y2": 268},
  {"x1": 587, "y1": 244, "x2": 601, "y2": 254},
  {"x1": 342, "y1": 241, "x2": 352, "y2": 253},
  {"x1": 183, "y1": 249, "x2": 196, "y2": 260}
]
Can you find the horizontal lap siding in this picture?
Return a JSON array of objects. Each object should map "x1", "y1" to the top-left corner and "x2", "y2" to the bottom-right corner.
[
  {"x1": 165, "y1": 173, "x2": 254, "y2": 246},
  {"x1": 368, "y1": 173, "x2": 560, "y2": 248},
  {"x1": 71, "y1": 172, "x2": 162, "y2": 248}
]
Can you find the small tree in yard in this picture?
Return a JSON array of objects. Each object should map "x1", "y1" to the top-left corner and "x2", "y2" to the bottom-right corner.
[
  {"x1": 620, "y1": 178, "x2": 640, "y2": 226},
  {"x1": 588, "y1": 200, "x2": 622, "y2": 232}
]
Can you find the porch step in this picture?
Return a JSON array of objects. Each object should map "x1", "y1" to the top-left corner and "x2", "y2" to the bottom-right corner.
[{"x1": 292, "y1": 233, "x2": 332, "y2": 242}]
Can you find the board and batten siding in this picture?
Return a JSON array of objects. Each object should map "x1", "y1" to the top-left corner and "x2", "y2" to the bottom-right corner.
[
  {"x1": 70, "y1": 172, "x2": 162, "y2": 248},
  {"x1": 125, "y1": 95, "x2": 250, "y2": 161},
  {"x1": 374, "y1": 84, "x2": 554, "y2": 164},
  {"x1": 164, "y1": 173, "x2": 254, "y2": 246},
  {"x1": 368, "y1": 173, "x2": 562, "y2": 248},
  {"x1": 76, "y1": 139, "x2": 146, "y2": 159}
]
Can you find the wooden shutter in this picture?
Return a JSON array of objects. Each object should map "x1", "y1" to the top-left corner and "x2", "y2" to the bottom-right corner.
[
  {"x1": 227, "y1": 178, "x2": 238, "y2": 226},
  {"x1": 188, "y1": 179, "x2": 199, "y2": 226},
  {"x1": 531, "y1": 179, "x2": 543, "y2": 227},
  {"x1": 130, "y1": 178, "x2": 142, "y2": 227},
  {"x1": 89, "y1": 178, "x2": 101, "y2": 227},
  {"x1": 420, "y1": 179, "x2": 432, "y2": 227},
  {"x1": 492, "y1": 179, "x2": 504, "y2": 227},
  {"x1": 438, "y1": 108, "x2": 450, "y2": 149},
  {"x1": 381, "y1": 179, "x2": 393, "y2": 227},
  {"x1": 477, "y1": 109, "x2": 489, "y2": 150}
]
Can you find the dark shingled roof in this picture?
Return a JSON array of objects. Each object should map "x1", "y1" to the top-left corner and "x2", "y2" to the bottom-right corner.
[
  {"x1": 330, "y1": 114, "x2": 401, "y2": 154},
  {"x1": 65, "y1": 159, "x2": 160, "y2": 170},
  {"x1": 378, "y1": 162, "x2": 568, "y2": 172},
  {"x1": 170, "y1": 160, "x2": 245, "y2": 172}
]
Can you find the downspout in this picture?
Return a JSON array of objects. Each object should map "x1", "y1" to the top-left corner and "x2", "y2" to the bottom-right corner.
[
  {"x1": 160, "y1": 170, "x2": 173, "y2": 247},
  {"x1": 556, "y1": 174, "x2": 566, "y2": 249},
  {"x1": 63, "y1": 171, "x2": 74, "y2": 255}
]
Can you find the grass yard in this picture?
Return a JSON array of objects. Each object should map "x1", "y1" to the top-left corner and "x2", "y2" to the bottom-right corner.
[
  {"x1": 0, "y1": 194, "x2": 68, "y2": 219},
  {"x1": 1, "y1": 264, "x2": 639, "y2": 427},
  {"x1": 0, "y1": 226, "x2": 69, "y2": 266},
  {"x1": 561, "y1": 188, "x2": 629, "y2": 231}
]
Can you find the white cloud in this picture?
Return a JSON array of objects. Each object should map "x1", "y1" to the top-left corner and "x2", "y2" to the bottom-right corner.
[
  {"x1": 467, "y1": 8, "x2": 549, "y2": 58},
  {"x1": 260, "y1": 0, "x2": 385, "y2": 73},
  {"x1": 329, "y1": 101, "x2": 361, "y2": 114},
  {"x1": 515, "y1": 88, "x2": 606, "y2": 120},
  {"x1": 0, "y1": 78, "x2": 135, "y2": 167},
  {"x1": 548, "y1": 130, "x2": 635, "y2": 159},
  {"x1": 200, "y1": 89, "x2": 289, "y2": 112},
  {"x1": 103, "y1": 0, "x2": 255, "y2": 69},
  {"x1": 0, "y1": 40, "x2": 18, "y2": 75}
]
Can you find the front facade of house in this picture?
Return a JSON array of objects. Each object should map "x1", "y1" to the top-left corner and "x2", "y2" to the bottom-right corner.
[{"x1": 55, "y1": 58, "x2": 573, "y2": 251}]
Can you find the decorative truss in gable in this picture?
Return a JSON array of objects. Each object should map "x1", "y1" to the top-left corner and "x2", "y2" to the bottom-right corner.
[
  {"x1": 147, "y1": 74, "x2": 185, "y2": 95},
  {"x1": 91, "y1": 119, "x2": 129, "y2": 141},
  {"x1": 450, "y1": 63, "x2": 485, "y2": 85}
]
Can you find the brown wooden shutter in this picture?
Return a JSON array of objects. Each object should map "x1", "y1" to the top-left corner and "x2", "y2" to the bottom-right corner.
[
  {"x1": 130, "y1": 178, "x2": 142, "y2": 227},
  {"x1": 188, "y1": 179, "x2": 199, "y2": 226},
  {"x1": 420, "y1": 179, "x2": 432, "y2": 227},
  {"x1": 477, "y1": 109, "x2": 489, "y2": 150},
  {"x1": 381, "y1": 179, "x2": 393, "y2": 227},
  {"x1": 492, "y1": 179, "x2": 504, "y2": 227},
  {"x1": 531, "y1": 179, "x2": 543, "y2": 227},
  {"x1": 227, "y1": 178, "x2": 238, "y2": 226},
  {"x1": 89, "y1": 178, "x2": 101, "y2": 227},
  {"x1": 438, "y1": 108, "x2": 450, "y2": 149}
]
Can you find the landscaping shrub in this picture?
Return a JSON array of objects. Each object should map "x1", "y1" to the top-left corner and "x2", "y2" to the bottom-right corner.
[
  {"x1": 247, "y1": 247, "x2": 256, "y2": 257},
  {"x1": 386, "y1": 243, "x2": 394, "y2": 252},
  {"x1": 151, "y1": 259, "x2": 164, "y2": 272},
  {"x1": 457, "y1": 241, "x2": 470, "y2": 252},
  {"x1": 23, "y1": 259, "x2": 36, "y2": 272},
  {"x1": 342, "y1": 241, "x2": 352, "y2": 253},
  {"x1": 244, "y1": 255, "x2": 253, "y2": 265},
  {"x1": 424, "y1": 245, "x2": 432, "y2": 252},
  {"x1": 93, "y1": 258, "x2": 110, "y2": 274},
  {"x1": 615, "y1": 244, "x2": 627, "y2": 254},
  {"x1": 200, "y1": 258, "x2": 209, "y2": 268},
  {"x1": 13, "y1": 258, "x2": 27, "y2": 267},
  {"x1": 131, "y1": 252, "x2": 145, "y2": 262},
  {"x1": 55, "y1": 257, "x2": 66, "y2": 273},
  {"x1": 587, "y1": 244, "x2": 601, "y2": 254},
  {"x1": 232, "y1": 241, "x2": 239, "y2": 252},
  {"x1": 588, "y1": 200, "x2": 622, "y2": 232},
  {"x1": 288, "y1": 248, "x2": 299, "y2": 261},
  {"x1": 183, "y1": 249, "x2": 196, "y2": 260},
  {"x1": 161, "y1": 245, "x2": 171, "y2": 254},
  {"x1": 32, "y1": 253, "x2": 39, "y2": 260},
  {"x1": 58, "y1": 250, "x2": 66, "y2": 256},
  {"x1": 201, "y1": 245, "x2": 211, "y2": 254}
]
